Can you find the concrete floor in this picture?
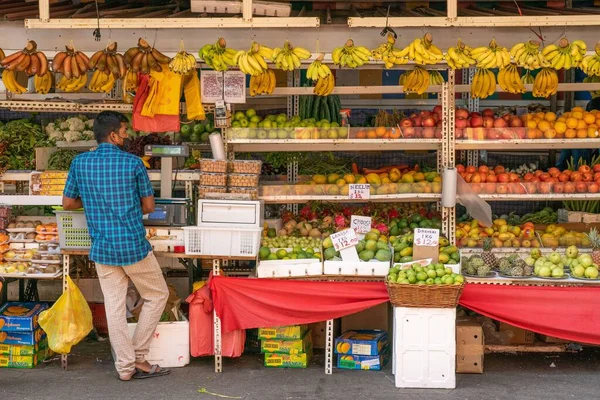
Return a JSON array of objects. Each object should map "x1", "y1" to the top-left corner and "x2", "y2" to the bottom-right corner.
[{"x1": 1, "y1": 340, "x2": 599, "y2": 400}]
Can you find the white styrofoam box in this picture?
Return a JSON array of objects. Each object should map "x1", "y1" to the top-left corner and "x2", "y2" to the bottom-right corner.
[
  {"x1": 323, "y1": 260, "x2": 390, "y2": 276},
  {"x1": 446, "y1": 263, "x2": 461, "y2": 274},
  {"x1": 257, "y1": 259, "x2": 323, "y2": 278},
  {"x1": 197, "y1": 199, "x2": 263, "y2": 228},
  {"x1": 183, "y1": 226, "x2": 262, "y2": 257},
  {"x1": 265, "y1": 218, "x2": 283, "y2": 232},
  {"x1": 393, "y1": 307, "x2": 456, "y2": 389},
  {"x1": 127, "y1": 317, "x2": 190, "y2": 368}
]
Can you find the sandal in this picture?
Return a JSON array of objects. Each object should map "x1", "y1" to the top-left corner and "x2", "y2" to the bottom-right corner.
[{"x1": 133, "y1": 364, "x2": 171, "y2": 379}]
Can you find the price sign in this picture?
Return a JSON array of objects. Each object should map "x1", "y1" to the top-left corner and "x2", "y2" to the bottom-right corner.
[
  {"x1": 516, "y1": 107, "x2": 528, "y2": 116},
  {"x1": 414, "y1": 228, "x2": 440, "y2": 247},
  {"x1": 330, "y1": 228, "x2": 359, "y2": 252},
  {"x1": 348, "y1": 184, "x2": 370, "y2": 200},
  {"x1": 351, "y1": 215, "x2": 372, "y2": 234}
]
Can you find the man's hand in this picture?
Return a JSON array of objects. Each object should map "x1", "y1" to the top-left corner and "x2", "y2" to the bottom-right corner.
[
  {"x1": 62, "y1": 196, "x2": 83, "y2": 210},
  {"x1": 141, "y1": 195, "x2": 155, "y2": 215}
]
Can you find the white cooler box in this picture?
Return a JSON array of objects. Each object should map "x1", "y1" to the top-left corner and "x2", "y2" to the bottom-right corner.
[{"x1": 126, "y1": 317, "x2": 190, "y2": 368}]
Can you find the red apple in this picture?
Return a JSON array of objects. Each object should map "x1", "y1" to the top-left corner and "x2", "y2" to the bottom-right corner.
[
  {"x1": 456, "y1": 128, "x2": 464, "y2": 139},
  {"x1": 494, "y1": 118, "x2": 507, "y2": 128},
  {"x1": 487, "y1": 130, "x2": 500, "y2": 140},
  {"x1": 456, "y1": 108, "x2": 469, "y2": 119},
  {"x1": 509, "y1": 116, "x2": 523, "y2": 127},
  {"x1": 482, "y1": 108, "x2": 495, "y2": 118},
  {"x1": 420, "y1": 110, "x2": 432, "y2": 118},
  {"x1": 455, "y1": 117, "x2": 468, "y2": 129},
  {"x1": 423, "y1": 117, "x2": 436, "y2": 127},
  {"x1": 433, "y1": 105, "x2": 443, "y2": 115},
  {"x1": 470, "y1": 115, "x2": 483, "y2": 128},
  {"x1": 402, "y1": 127, "x2": 416, "y2": 138},
  {"x1": 400, "y1": 118, "x2": 413, "y2": 128},
  {"x1": 501, "y1": 113, "x2": 511, "y2": 122},
  {"x1": 483, "y1": 117, "x2": 495, "y2": 128},
  {"x1": 432, "y1": 113, "x2": 440, "y2": 123}
]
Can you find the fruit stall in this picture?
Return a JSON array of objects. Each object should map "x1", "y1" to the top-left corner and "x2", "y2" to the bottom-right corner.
[{"x1": 2, "y1": 0, "x2": 600, "y2": 386}]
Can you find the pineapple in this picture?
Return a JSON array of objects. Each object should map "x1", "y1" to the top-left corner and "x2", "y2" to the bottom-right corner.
[
  {"x1": 481, "y1": 237, "x2": 499, "y2": 270},
  {"x1": 588, "y1": 228, "x2": 600, "y2": 265}
]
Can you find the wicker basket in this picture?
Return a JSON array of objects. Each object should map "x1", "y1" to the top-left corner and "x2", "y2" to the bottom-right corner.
[{"x1": 385, "y1": 279, "x2": 464, "y2": 308}]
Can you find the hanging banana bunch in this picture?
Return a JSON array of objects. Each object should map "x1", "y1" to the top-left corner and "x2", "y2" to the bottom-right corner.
[
  {"x1": 429, "y1": 70, "x2": 445, "y2": 86},
  {"x1": 532, "y1": 67, "x2": 559, "y2": 98},
  {"x1": 471, "y1": 68, "x2": 496, "y2": 99},
  {"x1": 445, "y1": 39, "x2": 476, "y2": 70},
  {"x1": 497, "y1": 63, "x2": 526, "y2": 94},
  {"x1": 306, "y1": 54, "x2": 332, "y2": 81},
  {"x1": 471, "y1": 38, "x2": 511, "y2": 69},
  {"x1": 332, "y1": 39, "x2": 370, "y2": 68},
  {"x1": 542, "y1": 38, "x2": 586, "y2": 70},
  {"x1": 169, "y1": 40, "x2": 197, "y2": 75},
  {"x1": 199, "y1": 38, "x2": 238, "y2": 72},
  {"x1": 405, "y1": 33, "x2": 444, "y2": 65},
  {"x1": 580, "y1": 42, "x2": 600, "y2": 77},
  {"x1": 86, "y1": 42, "x2": 125, "y2": 93},
  {"x1": 234, "y1": 42, "x2": 273, "y2": 76},
  {"x1": 402, "y1": 67, "x2": 430, "y2": 94},
  {"x1": 51, "y1": 44, "x2": 89, "y2": 93},
  {"x1": 1, "y1": 40, "x2": 51, "y2": 94},
  {"x1": 510, "y1": 40, "x2": 549, "y2": 70},
  {"x1": 272, "y1": 41, "x2": 311, "y2": 71},
  {"x1": 521, "y1": 70, "x2": 535, "y2": 85},
  {"x1": 0, "y1": 48, "x2": 5, "y2": 63},
  {"x1": 371, "y1": 33, "x2": 409, "y2": 69},
  {"x1": 123, "y1": 38, "x2": 171, "y2": 74},
  {"x1": 249, "y1": 69, "x2": 276, "y2": 96}
]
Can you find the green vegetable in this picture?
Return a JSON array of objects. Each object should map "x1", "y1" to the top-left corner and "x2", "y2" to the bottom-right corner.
[
  {"x1": 0, "y1": 119, "x2": 53, "y2": 170},
  {"x1": 48, "y1": 149, "x2": 79, "y2": 170}
]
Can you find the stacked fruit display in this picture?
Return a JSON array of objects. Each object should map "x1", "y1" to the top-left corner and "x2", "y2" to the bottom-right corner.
[
  {"x1": 354, "y1": 107, "x2": 443, "y2": 139},
  {"x1": 323, "y1": 229, "x2": 392, "y2": 262},
  {"x1": 261, "y1": 231, "x2": 323, "y2": 249},
  {"x1": 387, "y1": 263, "x2": 464, "y2": 285},
  {"x1": 258, "y1": 246, "x2": 321, "y2": 261},
  {"x1": 391, "y1": 232, "x2": 458, "y2": 264}
]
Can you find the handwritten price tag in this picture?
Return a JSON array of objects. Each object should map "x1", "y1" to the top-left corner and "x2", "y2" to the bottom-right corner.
[
  {"x1": 351, "y1": 215, "x2": 372, "y2": 234},
  {"x1": 330, "y1": 228, "x2": 359, "y2": 252},
  {"x1": 414, "y1": 228, "x2": 440, "y2": 247},
  {"x1": 349, "y1": 184, "x2": 370, "y2": 200}
]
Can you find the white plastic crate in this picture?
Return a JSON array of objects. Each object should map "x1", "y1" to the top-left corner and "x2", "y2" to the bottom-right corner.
[
  {"x1": 55, "y1": 210, "x2": 91, "y2": 249},
  {"x1": 323, "y1": 260, "x2": 391, "y2": 276},
  {"x1": 197, "y1": 199, "x2": 263, "y2": 228},
  {"x1": 126, "y1": 317, "x2": 190, "y2": 368},
  {"x1": 393, "y1": 307, "x2": 456, "y2": 389},
  {"x1": 183, "y1": 226, "x2": 262, "y2": 257},
  {"x1": 257, "y1": 259, "x2": 323, "y2": 278}
]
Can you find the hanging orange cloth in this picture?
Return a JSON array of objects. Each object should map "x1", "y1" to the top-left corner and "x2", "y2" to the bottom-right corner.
[{"x1": 184, "y1": 71, "x2": 205, "y2": 121}]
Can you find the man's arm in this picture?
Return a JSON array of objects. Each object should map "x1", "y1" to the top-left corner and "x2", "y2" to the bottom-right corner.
[
  {"x1": 136, "y1": 162, "x2": 155, "y2": 215},
  {"x1": 141, "y1": 196, "x2": 155, "y2": 215},
  {"x1": 63, "y1": 196, "x2": 83, "y2": 210},
  {"x1": 62, "y1": 160, "x2": 82, "y2": 210}
]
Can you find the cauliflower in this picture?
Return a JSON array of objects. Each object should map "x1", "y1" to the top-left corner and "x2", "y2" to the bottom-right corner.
[
  {"x1": 66, "y1": 117, "x2": 86, "y2": 132},
  {"x1": 48, "y1": 130, "x2": 65, "y2": 141},
  {"x1": 85, "y1": 119, "x2": 94, "y2": 129},
  {"x1": 45, "y1": 122, "x2": 56, "y2": 135},
  {"x1": 81, "y1": 130, "x2": 94, "y2": 140},
  {"x1": 59, "y1": 121, "x2": 69, "y2": 130},
  {"x1": 64, "y1": 130, "x2": 82, "y2": 142}
]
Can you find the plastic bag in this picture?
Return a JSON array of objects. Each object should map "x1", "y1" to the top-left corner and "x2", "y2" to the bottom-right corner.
[
  {"x1": 39, "y1": 276, "x2": 93, "y2": 354},
  {"x1": 456, "y1": 173, "x2": 493, "y2": 227}
]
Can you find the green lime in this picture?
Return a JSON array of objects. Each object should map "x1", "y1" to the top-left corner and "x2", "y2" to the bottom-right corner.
[{"x1": 193, "y1": 123, "x2": 205, "y2": 135}]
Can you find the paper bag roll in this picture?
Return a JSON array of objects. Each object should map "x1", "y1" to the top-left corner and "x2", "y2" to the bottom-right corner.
[
  {"x1": 442, "y1": 168, "x2": 457, "y2": 207},
  {"x1": 209, "y1": 133, "x2": 226, "y2": 160}
]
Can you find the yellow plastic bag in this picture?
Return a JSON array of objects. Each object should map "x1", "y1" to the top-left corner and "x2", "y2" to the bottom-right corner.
[
  {"x1": 39, "y1": 276, "x2": 93, "y2": 354},
  {"x1": 184, "y1": 72, "x2": 206, "y2": 121}
]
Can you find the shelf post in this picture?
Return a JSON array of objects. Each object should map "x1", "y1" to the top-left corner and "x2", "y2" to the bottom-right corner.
[
  {"x1": 213, "y1": 259, "x2": 223, "y2": 373},
  {"x1": 38, "y1": 0, "x2": 49, "y2": 22},
  {"x1": 442, "y1": 69, "x2": 457, "y2": 244},
  {"x1": 242, "y1": 0, "x2": 253, "y2": 22},
  {"x1": 447, "y1": 0, "x2": 458, "y2": 20}
]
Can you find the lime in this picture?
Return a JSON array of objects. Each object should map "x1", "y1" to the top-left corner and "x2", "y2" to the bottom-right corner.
[
  {"x1": 234, "y1": 111, "x2": 246, "y2": 121},
  {"x1": 193, "y1": 123, "x2": 205, "y2": 135},
  {"x1": 276, "y1": 249, "x2": 288, "y2": 259},
  {"x1": 246, "y1": 109, "x2": 257, "y2": 118},
  {"x1": 259, "y1": 247, "x2": 271, "y2": 260},
  {"x1": 416, "y1": 272, "x2": 428, "y2": 281},
  {"x1": 180, "y1": 124, "x2": 191, "y2": 136}
]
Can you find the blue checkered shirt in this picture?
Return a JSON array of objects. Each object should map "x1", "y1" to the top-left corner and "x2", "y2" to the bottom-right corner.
[{"x1": 63, "y1": 143, "x2": 154, "y2": 266}]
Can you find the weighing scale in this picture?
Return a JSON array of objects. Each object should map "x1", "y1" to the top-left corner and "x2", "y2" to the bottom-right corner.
[{"x1": 144, "y1": 144, "x2": 189, "y2": 199}]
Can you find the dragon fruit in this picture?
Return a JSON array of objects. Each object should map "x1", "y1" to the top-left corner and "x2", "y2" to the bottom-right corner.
[
  {"x1": 375, "y1": 223, "x2": 389, "y2": 235},
  {"x1": 388, "y1": 208, "x2": 400, "y2": 219},
  {"x1": 334, "y1": 214, "x2": 346, "y2": 228}
]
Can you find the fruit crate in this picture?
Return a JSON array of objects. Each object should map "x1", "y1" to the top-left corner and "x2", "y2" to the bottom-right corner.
[
  {"x1": 55, "y1": 210, "x2": 91, "y2": 250},
  {"x1": 183, "y1": 226, "x2": 262, "y2": 257},
  {"x1": 323, "y1": 244, "x2": 393, "y2": 277},
  {"x1": 257, "y1": 248, "x2": 323, "y2": 278}
]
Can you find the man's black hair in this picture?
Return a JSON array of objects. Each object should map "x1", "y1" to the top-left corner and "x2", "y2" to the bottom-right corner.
[
  {"x1": 587, "y1": 97, "x2": 600, "y2": 112},
  {"x1": 94, "y1": 111, "x2": 129, "y2": 143}
]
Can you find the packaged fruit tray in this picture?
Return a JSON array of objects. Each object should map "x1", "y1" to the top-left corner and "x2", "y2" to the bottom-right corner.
[
  {"x1": 228, "y1": 174, "x2": 260, "y2": 188},
  {"x1": 6, "y1": 228, "x2": 36, "y2": 233},
  {"x1": 199, "y1": 173, "x2": 228, "y2": 187},
  {"x1": 199, "y1": 159, "x2": 228, "y2": 174},
  {"x1": 228, "y1": 186, "x2": 258, "y2": 200},
  {"x1": 229, "y1": 160, "x2": 262, "y2": 175},
  {"x1": 198, "y1": 185, "x2": 227, "y2": 199}
]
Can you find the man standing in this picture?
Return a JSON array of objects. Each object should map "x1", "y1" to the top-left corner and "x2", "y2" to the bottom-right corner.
[{"x1": 62, "y1": 111, "x2": 170, "y2": 381}]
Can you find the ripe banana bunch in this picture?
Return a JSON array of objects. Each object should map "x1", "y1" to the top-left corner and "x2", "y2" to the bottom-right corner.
[
  {"x1": 88, "y1": 70, "x2": 116, "y2": 93},
  {"x1": 234, "y1": 42, "x2": 273, "y2": 76},
  {"x1": 123, "y1": 69, "x2": 138, "y2": 93},
  {"x1": 87, "y1": 42, "x2": 125, "y2": 80},
  {"x1": 332, "y1": 39, "x2": 370, "y2": 68},
  {"x1": 52, "y1": 45, "x2": 92, "y2": 82},
  {"x1": 405, "y1": 33, "x2": 444, "y2": 65},
  {"x1": 272, "y1": 41, "x2": 311, "y2": 71},
  {"x1": 123, "y1": 38, "x2": 170, "y2": 74},
  {"x1": 249, "y1": 69, "x2": 276, "y2": 96},
  {"x1": 314, "y1": 73, "x2": 335, "y2": 96},
  {"x1": 542, "y1": 38, "x2": 586, "y2": 70},
  {"x1": 306, "y1": 54, "x2": 332, "y2": 80},
  {"x1": 169, "y1": 49, "x2": 197, "y2": 75},
  {"x1": 199, "y1": 38, "x2": 238, "y2": 72},
  {"x1": 1, "y1": 40, "x2": 49, "y2": 78},
  {"x1": 371, "y1": 33, "x2": 409, "y2": 69},
  {"x1": 402, "y1": 67, "x2": 430, "y2": 95},
  {"x1": 471, "y1": 39, "x2": 511, "y2": 69},
  {"x1": 56, "y1": 74, "x2": 88, "y2": 93},
  {"x1": 532, "y1": 67, "x2": 559, "y2": 98},
  {"x1": 497, "y1": 63, "x2": 526, "y2": 94},
  {"x1": 445, "y1": 39, "x2": 476, "y2": 70},
  {"x1": 521, "y1": 70, "x2": 535, "y2": 85},
  {"x1": 580, "y1": 43, "x2": 600, "y2": 76},
  {"x1": 471, "y1": 68, "x2": 496, "y2": 99},
  {"x1": 583, "y1": 75, "x2": 600, "y2": 97},
  {"x1": 2, "y1": 70, "x2": 27, "y2": 94},
  {"x1": 429, "y1": 70, "x2": 445, "y2": 85},
  {"x1": 34, "y1": 71, "x2": 53, "y2": 94},
  {"x1": 510, "y1": 40, "x2": 549, "y2": 70}
]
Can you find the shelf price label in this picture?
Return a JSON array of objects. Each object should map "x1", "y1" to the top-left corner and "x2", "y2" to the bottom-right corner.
[
  {"x1": 351, "y1": 215, "x2": 372, "y2": 234},
  {"x1": 414, "y1": 228, "x2": 440, "y2": 247},
  {"x1": 348, "y1": 184, "x2": 370, "y2": 200},
  {"x1": 330, "y1": 228, "x2": 359, "y2": 252}
]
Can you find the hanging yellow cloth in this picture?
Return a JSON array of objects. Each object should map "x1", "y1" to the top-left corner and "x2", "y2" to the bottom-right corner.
[
  {"x1": 141, "y1": 72, "x2": 161, "y2": 118},
  {"x1": 142, "y1": 65, "x2": 182, "y2": 117},
  {"x1": 184, "y1": 71, "x2": 206, "y2": 121}
]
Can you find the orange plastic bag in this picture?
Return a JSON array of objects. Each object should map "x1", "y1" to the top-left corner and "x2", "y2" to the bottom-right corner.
[{"x1": 39, "y1": 276, "x2": 93, "y2": 354}]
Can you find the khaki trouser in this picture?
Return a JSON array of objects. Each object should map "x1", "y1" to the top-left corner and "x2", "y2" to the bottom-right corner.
[{"x1": 95, "y1": 252, "x2": 168, "y2": 376}]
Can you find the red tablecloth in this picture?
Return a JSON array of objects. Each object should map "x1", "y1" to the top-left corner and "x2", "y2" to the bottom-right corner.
[{"x1": 209, "y1": 276, "x2": 600, "y2": 344}]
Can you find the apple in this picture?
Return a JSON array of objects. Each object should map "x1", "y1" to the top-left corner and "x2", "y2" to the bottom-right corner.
[
  {"x1": 509, "y1": 117, "x2": 524, "y2": 127},
  {"x1": 433, "y1": 105, "x2": 443, "y2": 115},
  {"x1": 456, "y1": 128, "x2": 464, "y2": 138},
  {"x1": 482, "y1": 108, "x2": 495, "y2": 118},
  {"x1": 420, "y1": 110, "x2": 432, "y2": 118},
  {"x1": 483, "y1": 116, "x2": 495, "y2": 128},
  {"x1": 470, "y1": 115, "x2": 483, "y2": 127},
  {"x1": 432, "y1": 113, "x2": 440, "y2": 123},
  {"x1": 400, "y1": 118, "x2": 413, "y2": 128},
  {"x1": 456, "y1": 108, "x2": 469, "y2": 119},
  {"x1": 423, "y1": 117, "x2": 436, "y2": 127},
  {"x1": 469, "y1": 112, "x2": 482, "y2": 118},
  {"x1": 455, "y1": 117, "x2": 468, "y2": 129},
  {"x1": 501, "y1": 113, "x2": 511, "y2": 122},
  {"x1": 493, "y1": 118, "x2": 507, "y2": 128},
  {"x1": 411, "y1": 116, "x2": 422, "y2": 127}
]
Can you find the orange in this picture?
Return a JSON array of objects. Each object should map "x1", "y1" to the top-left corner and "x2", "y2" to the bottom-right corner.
[
  {"x1": 572, "y1": 111, "x2": 583, "y2": 120},
  {"x1": 566, "y1": 117, "x2": 579, "y2": 129},
  {"x1": 526, "y1": 120, "x2": 538, "y2": 129},
  {"x1": 543, "y1": 128, "x2": 557, "y2": 139},
  {"x1": 537, "y1": 120, "x2": 551, "y2": 132},
  {"x1": 554, "y1": 121, "x2": 567, "y2": 134},
  {"x1": 367, "y1": 129, "x2": 377, "y2": 139},
  {"x1": 524, "y1": 114, "x2": 535, "y2": 121},
  {"x1": 577, "y1": 128, "x2": 588, "y2": 138},
  {"x1": 544, "y1": 112, "x2": 557, "y2": 122},
  {"x1": 375, "y1": 126, "x2": 387, "y2": 137},
  {"x1": 572, "y1": 106, "x2": 585, "y2": 113},
  {"x1": 577, "y1": 119, "x2": 588, "y2": 130},
  {"x1": 535, "y1": 112, "x2": 545, "y2": 120},
  {"x1": 596, "y1": 118, "x2": 600, "y2": 126},
  {"x1": 588, "y1": 127, "x2": 599, "y2": 138},
  {"x1": 356, "y1": 130, "x2": 366, "y2": 139},
  {"x1": 565, "y1": 128, "x2": 577, "y2": 139},
  {"x1": 584, "y1": 113, "x2": 596, "y2": 125},
  {"x1": 557, "y1": 116, "x2": 567, "y2": 123}
]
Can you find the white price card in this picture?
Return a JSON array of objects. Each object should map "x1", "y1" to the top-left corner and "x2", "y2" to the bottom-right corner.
[
  {"x1": 348, "y1": 184, "x2": 370, "y2": 200},
  {"x1": 330, "y1": 228, "x2": 359, "y2": 252},
  {"x1": 414, "y1": 228, "x2": 440, "y2": 247},
  {"x1": 351, "y1": 215, "x2": 372, "y2": 234},
  {"x1": 201, "y1": 71, "x2": 224, "y2": 103},
  {"x1": 224, "y1": 71, "x2": 247, "y2": 104}
]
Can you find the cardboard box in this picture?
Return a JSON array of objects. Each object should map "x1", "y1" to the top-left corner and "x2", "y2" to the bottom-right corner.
[
  {"x1": 0, "y1": 302, "x2": 48, "y2": 332},
  {"x1": 337, "y1": 346, "x2": 390, "y2": 370},
  {"x1": 264, "y1": 344, "x2": 312, "y2": 368},
  {"x1": 335, "y1": 330, "x2": 388, "y2": 356},
  {"x1": 258, "y1": 325, "x2": 308, "y2": 340},
  {"x1": 309, "y1": 321, "x2": 326, "y2": 349},
  {"x1": 0, "y1": 328, "x2": 46, "y2": 346},
  {"x1": 341, "y1": 303, "x2": 390, "y2": 332},
  {"x1": 0, "y1": 347, "x2": 52, "y2": 369},
  {"x1": 456, "y1": 317, "x2": 484, "y2": 374},
  {"x1": 537, "y1": 334, "x2": 570, "y2": 344},
  {"x1": 261, "y1": 330, "x2": 312, "y2": 355},
  {"x1": 498, "y1": 322, "x2": 535, "y2": 345},
  {"x1": 0, "y1": 337, "x2": 48, "y2": 356}
]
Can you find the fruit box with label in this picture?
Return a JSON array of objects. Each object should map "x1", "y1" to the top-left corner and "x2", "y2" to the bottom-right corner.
[
  {"x1": 261, "y1": 329, "x2": 312, "y2": 355},
  {"x1": 257, "y1": 248, "x2": 323, "y2": 278},
  {"x1": 0, "y1": 328, "x2": 46, "y2": 346},
  {"x1": 0, "y1": 347, "x2": 52, "y2": 369},
  {"x1": 258, "y1": 325, "x2": 309, "y2": 340},
  {"x1": 337, "y1": 346, "x2": 390, "y2": 370},
  {"x1": 0, "y1": 337, "x2": 48, "y2": 356},
  {"x1": 0, "y1": 302, "x2": 48, "y2": 332},
  {"x1": 323, "y1": 244, "x2": 393, "y2": 277},
  {"x1": 335, "y1": 330, "x2": 388, "y2": 356},
  {"x1": 264, "y1": 343, "x2": 313, "y2": 368}
]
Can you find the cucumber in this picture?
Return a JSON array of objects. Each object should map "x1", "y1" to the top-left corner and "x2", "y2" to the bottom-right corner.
[
  {"x1": 305, "y1": 95, "x2": 313, "y2": 120},
  {"x1": 327, "y1": 96, "x2": 337, "y2": 122},
  {"x1": 299, "y1": 95, "x2": 306, "y2": 120},
  {"x1": 312, "y1": 95, "x2": 321, "y2": 120},
  {"x1": 322, "y1": 99, "x2": 331, "y2": 122}
]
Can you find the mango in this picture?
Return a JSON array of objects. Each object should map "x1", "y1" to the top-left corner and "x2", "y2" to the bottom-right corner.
[
  {"x1": 343, "y1": 174, "x2": 356, "y2": 184},
  {"x1": 359, "y1": 250, "x2": 375, "y2": 261},
  {"x1": 327, "y1": 173, "x2": 340, "y2": 184},
  {"x1": 313, "y1": 174, "x2": 327, "y2": 184},
  {"x1": 375, "y1": 249, "x2": 392, "y2": 262},
  {"x1": 366, "y1": 173, "x2": 382, "y2": 186}
]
